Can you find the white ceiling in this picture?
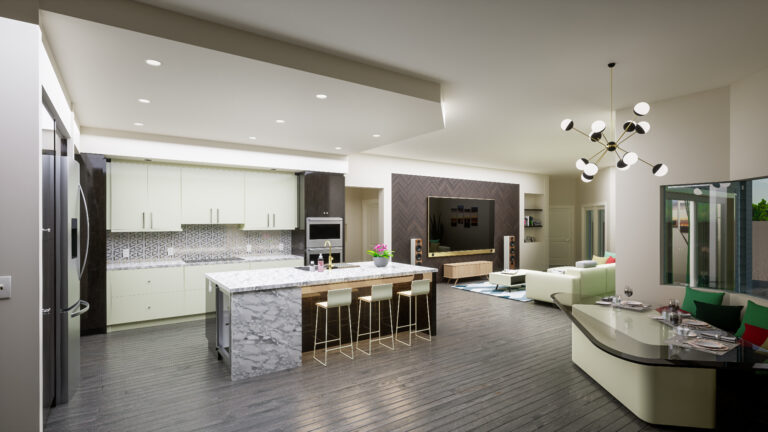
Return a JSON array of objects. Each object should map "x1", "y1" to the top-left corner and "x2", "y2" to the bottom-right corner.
[
  {"x1": 40, "y1": 12, "x2": 444, "y2": 156},
  {"x1": 48, "y1": 1, "x2": 768, "y2": 174}
]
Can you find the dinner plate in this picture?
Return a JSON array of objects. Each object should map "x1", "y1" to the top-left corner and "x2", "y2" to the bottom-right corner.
[
  {"x1": 595, "y1": 301, "x2": 612, "y2": 306},
  {"x1": 683, "y1": 319, "x2": 709, "y2": 327},
  {"x1": 623, "y1": 300, "x2": 644, "y2": 306},
  {"x1": 691, "y1": 339, "x2": 727, "y2": 350}
]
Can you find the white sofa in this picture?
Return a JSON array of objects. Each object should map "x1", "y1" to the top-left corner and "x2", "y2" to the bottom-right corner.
[{"x1": 526, "y1": 263, "x2": 615, "y2": 303}]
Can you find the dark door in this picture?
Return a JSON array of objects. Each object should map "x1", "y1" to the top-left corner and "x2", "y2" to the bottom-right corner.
[{"x1": 42, "y1": 153, "x2": 57, "y2": 417}]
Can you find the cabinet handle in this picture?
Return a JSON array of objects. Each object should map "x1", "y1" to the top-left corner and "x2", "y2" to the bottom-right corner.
[
  {"x1": 210, "y1": 208, "x2": 213, "y2": 223},
  {"x1": 142, "y1": 212, "x2": 145, "y2": 228},
  {"x1": 266, "y1": 214, "x2": 270, "y2": 227},
  {"x1": 217, "y1": 208, "x2": 220, "y2": 223},
  {"x1": 272, "y1": 213, "x2": 275, "y2": 227}
]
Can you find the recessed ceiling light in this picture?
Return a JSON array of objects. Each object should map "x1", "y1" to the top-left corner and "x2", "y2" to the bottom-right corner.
[
  {"x1": 372, "y1": 134, "x2": 381, "y2": 138},
  {"x1": 248, "y1": 136, "x2": 256, "y2": 140},
  {"x1": 133, "y1": 122, "x2": 144, "y2": 126},
  {"x1": 315, "y1": 94, "x2": 328, "y2": 100},
  {"x1": 335, "y1": 146, "x2": 342, "y2": 150},
  {"x1": 275, "y1": 119, "x2": 285, "y2": 124},
  {"x1": 145, "y1": 59, "x2": 162, "y2": 67},
  {"x1": 138, "y1": 98, "x2": 151, "y2": 104}
]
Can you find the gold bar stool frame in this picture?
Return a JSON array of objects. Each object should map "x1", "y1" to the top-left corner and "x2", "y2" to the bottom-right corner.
[
  {"x1": 313, "y1": 288, "x2": 354, "y2": 366},
  {"x1": 395, "y1": 279, "x2": 432, "y2": 346},
  {"x1": 356, "y1": 283, "x2": 395, "y2": 355}
]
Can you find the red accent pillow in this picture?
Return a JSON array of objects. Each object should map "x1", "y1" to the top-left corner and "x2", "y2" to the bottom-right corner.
[
  {"x1": 741, "y1": 323, "x2": 768, "y2": 346},
  {"x1": 606, "y1": 256, "x2": 616, "y2": 264}
]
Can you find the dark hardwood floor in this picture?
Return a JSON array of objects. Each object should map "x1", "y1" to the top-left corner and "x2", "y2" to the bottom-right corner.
[{"x1": 46, "y1": 281, "x2": 671, "y2": 432}]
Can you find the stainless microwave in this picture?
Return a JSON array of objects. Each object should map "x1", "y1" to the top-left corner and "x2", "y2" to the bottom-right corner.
[{"x1": 305, "y1": 217, "x2": 343, "y2": 248}]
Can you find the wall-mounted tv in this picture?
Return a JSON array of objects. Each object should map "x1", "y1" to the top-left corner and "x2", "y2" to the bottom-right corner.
[{"x1": 427, "y1": 196, "x2": 495, "y2": 257}]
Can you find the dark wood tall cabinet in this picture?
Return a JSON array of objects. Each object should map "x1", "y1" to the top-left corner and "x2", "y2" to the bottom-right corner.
[{"x1": 298, "y1": 172, "x2": 345, "y2": 224}]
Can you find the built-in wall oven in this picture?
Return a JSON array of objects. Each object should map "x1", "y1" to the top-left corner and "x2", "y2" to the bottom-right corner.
[{"x1": 306, "y1": 217, "x2": 343, "y2": 248}]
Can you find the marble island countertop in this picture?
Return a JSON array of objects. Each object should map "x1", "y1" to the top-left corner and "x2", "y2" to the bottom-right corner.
[
  {"x1": 207, "y1": 261, "x2": 437, "y2": 294},
  {"x1": 107, "y1": 254, "x2": 304, "y2": 271}
]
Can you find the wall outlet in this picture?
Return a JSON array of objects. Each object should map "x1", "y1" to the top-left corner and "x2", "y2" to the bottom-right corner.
[
  {"x1": 122, "y1": 248, "x2": 130, "y2": 258},
  {"x1": 246, "y1": 244, "x2": 252, "y2": 253},
  {"x1": 0, "y1": 275, "x2": 11, "y2": 299},
  {"x1": 167, "y1": 247, "x2": 175, "y2": 256}
]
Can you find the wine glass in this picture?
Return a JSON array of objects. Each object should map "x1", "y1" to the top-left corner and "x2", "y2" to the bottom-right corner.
[{"x1": 624, "y1": 285, "x2": 633, "y2": 299}]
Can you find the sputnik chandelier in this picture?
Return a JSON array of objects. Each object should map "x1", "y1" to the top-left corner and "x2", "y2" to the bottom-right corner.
[{"x1": 560, "y1": 62, "x2": 668, "y2": 183}]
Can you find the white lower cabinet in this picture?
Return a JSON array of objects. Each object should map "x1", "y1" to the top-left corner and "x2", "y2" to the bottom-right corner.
[
  {"x1": 183, "y1": 262, "x2": 250, "y2": 316},
  {"x1": 108, "y1": 259, "x2": 304, "y2": 327},
  {"x1": 108, "y1": 267, "x2": 185, "y2": 325}
]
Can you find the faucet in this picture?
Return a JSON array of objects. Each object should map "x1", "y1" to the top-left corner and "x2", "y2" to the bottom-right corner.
[{"x1": 323, "y1": 240, "x2": 334, "y2": 270}]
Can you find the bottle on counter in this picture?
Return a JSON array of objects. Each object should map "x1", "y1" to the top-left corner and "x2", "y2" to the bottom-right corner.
[
  {"x1": 317, "y1": 254, "x2": 324, "y2": 272},
  {"x1": 310, "y1": 261, "x2": 315, "y2": 272}
]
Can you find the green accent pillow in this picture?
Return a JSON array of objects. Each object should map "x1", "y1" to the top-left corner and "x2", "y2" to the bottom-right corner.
[
  {"x1": 681, "y1": 286, "x2": 724, "y2": 316},
  {"x1": 693, "y1": 301, "x2": 742, "y2": 333},
  {"x1": 736, "y1": 300, "x2": 768, "y2": 338}
]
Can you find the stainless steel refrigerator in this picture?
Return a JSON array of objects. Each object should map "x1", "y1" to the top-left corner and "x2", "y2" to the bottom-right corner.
[{"x1": 43, "y1": 152, "x2": 90, "y2": 407}]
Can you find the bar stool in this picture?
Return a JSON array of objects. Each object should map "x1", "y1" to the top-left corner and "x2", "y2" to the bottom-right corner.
[
  {"x1": 395, "y1": 279, "x2": 432, "y2": 346},
  {"x1": 356, "y1": 283, "x2": 395, "y2": 355},
  {"x1": 313, "y1": 288, "x2": 354, "y2": 366}
]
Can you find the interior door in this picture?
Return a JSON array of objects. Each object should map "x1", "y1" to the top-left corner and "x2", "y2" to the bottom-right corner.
[
  {"x1": 549, "y1": 206, "x2": 574, "y2": 266},
  {"x1": 361, "y1": 198, "x2": 379, "y2": 261}
]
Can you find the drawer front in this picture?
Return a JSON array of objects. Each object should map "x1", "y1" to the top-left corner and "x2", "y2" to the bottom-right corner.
[
  {"x1": 110, "y1": 267, "x2": 184, "y2": 297},
  {"x1": 109, "y1": 292, "x2": 185, "y2": 325}
]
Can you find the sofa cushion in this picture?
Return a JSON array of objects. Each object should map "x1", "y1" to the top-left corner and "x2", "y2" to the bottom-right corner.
[
  {"x1": 592, "y1": 255, "x2": 609, "y2": 265},
  {"x1": 736, "y1": 300, "x2": 768, "y2": 338},
  {"x1": 575, "y1": 260, "x2": 597, "y2": 268},
  {"x1": 741, "y1": 323, "x2": 768, "y2": 346},
  {"x1": 682, "y1": 286, "x2": 724, "y2": 316},
  {"x1": 693, "y1": 301, "x2": 742, "y2": 333},
  {"x1": 569, "y1": 266, "x2": 608, "y2": 296}
]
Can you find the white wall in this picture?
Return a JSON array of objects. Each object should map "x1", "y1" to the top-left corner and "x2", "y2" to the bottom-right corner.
[
  {"x1": 730, "y1": 66, "x2": 768, "y2": 180},
  {"x1": 0, "y1": 17, "x2": 42, "y2": 432},
  {"x1": 614, "y1": 86, "x2": 731, "y2": 305},
  {"x1": 40, "y1": 37, "x2": 79, "y2": 146},
  {"x1": 346, "y1": 154, "x2": 549, "y2": 270},
  {"x1": 79, "y1": 128, "x2": 347, "y2": 173}
]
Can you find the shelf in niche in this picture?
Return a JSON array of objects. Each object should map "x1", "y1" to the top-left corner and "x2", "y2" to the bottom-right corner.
[
  {"x1": 524, "y1": 226, "x2": 544, "y2": 228},
  {"x1": 524, "y1": 208, "x2": 543, "y2": 211}
]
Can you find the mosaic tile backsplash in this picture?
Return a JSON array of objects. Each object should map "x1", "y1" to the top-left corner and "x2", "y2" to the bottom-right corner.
[{"x1": 107, "y1": 225, "x2": 292, "y2": 261}]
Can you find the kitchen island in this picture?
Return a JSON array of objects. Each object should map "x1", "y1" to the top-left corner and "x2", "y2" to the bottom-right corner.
[{"x1": 205, "y1": 261, "x2": 437, "y2": 380}]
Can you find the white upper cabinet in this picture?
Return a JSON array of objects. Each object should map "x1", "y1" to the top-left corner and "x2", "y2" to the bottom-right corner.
[
  {"x1": 110, "y1": 161, "x2": 181, "y2": 232},
  {"x1": 181, "y1": 167, "x2": 245, "y2": 225},
  {"x1": 244, "y1": 171, "x2": 297, "y2": 230},
  {"x1": 147, "y1": 165, "x2": 181, "y2": 231}
]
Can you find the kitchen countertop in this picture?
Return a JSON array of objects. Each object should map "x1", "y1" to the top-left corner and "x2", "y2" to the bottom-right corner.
[
  {"x1": 107, "y1": 254, "x2": 304, "y2": 271},
  {"x1": 206, "y1": 261, "x2": 437, "y2": 294}
]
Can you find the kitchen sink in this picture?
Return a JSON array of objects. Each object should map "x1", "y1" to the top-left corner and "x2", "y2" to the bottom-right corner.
[{"x1": 295, "y1": 263, "x2": 359, "y2": 271}]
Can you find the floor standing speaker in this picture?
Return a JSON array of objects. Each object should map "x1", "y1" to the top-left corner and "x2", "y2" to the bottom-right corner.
[
  {"x1": 503, "y1": 235, "x2": 516, "y2": 270},
  {"x1": 410, "y1": 238, "x2": 423, "y2": 265}
]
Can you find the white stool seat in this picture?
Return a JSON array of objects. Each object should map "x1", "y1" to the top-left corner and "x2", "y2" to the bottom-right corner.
[
  {"x1": 313, "y1": 288, "x2": 354, "y2": 366},
  {"x1": 356, "y1": 284, "x2": 395, "y2": 355},
  {"x1": 395, "y1": 279, "x2": 432, "y2": 346}
]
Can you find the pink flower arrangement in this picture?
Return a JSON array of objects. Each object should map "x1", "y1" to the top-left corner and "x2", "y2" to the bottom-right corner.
[{"x1": 367, "y1": 243, "x2": 394, "y2": 258}]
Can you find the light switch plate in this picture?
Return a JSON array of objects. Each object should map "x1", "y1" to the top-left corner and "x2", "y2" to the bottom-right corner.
[
  {"x1": 122, "y1": 248, "x2": 130, "y2": 258},
  {"x1": 246, "y1": 244, "x2": 252, "y2": 253},
  {"x1": 0, "y1": 275, "x2": 11, "y2": 299},
  {"x1": 167, "y1": 247, "x2": 174, "y2": 256}
]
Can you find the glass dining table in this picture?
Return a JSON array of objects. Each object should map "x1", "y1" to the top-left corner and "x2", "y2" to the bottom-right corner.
[{"x1": 551, "y1": 292, "x2": 768, "y2": 430}]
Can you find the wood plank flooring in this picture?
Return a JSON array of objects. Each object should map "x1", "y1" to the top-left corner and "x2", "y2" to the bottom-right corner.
[{"x1": 46, "y1": 281, "x2": 673, "y2": 432}]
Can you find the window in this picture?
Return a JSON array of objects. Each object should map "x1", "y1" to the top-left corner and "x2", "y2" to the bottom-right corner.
[{"x1": 661, "y1": 177, "x2": 768, "y2": 298}]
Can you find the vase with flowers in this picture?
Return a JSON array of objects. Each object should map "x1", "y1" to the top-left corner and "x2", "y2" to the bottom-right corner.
[{"x1": 368, "y1": 243, "x2": 394, "y2": 267}]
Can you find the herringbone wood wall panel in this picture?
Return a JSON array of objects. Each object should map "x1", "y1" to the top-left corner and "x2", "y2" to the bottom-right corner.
[{"x1": 392, "y1": 174, "x2": 519, "y2": 281}]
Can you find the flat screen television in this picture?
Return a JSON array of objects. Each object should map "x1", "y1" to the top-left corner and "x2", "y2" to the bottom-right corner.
[{"x1": 427, "y1": 196, "x2": 495, "y2": 257}]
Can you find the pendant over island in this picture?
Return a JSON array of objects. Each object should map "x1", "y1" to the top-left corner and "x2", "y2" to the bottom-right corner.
[{"x1": 204, "y1": 261, "x2": 437, "y2": 380}]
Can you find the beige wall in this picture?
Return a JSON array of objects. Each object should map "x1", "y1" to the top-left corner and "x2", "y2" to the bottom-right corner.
[
  {"x1": 0, "y1": 16, "x2": 42, "y2": 432},
  {"x1": 614, "y1": 86, "x2": 731, "y2": 305},
  {"x1": 730, "y1": 66, "x2": 768, "y2": 180}
]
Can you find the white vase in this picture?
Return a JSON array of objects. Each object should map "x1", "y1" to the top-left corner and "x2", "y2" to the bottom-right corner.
[{"x1": 373, "y1": 257, "x2": 390, "y2": 267}]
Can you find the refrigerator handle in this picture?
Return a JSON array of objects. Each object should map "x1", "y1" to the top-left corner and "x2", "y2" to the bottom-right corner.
[
  {"x1": 70, "y1": 300, "x2": 90, "y2": 318},
  {"x1": 78, "y1": 184, "x2": 90, "y2": 280}
]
